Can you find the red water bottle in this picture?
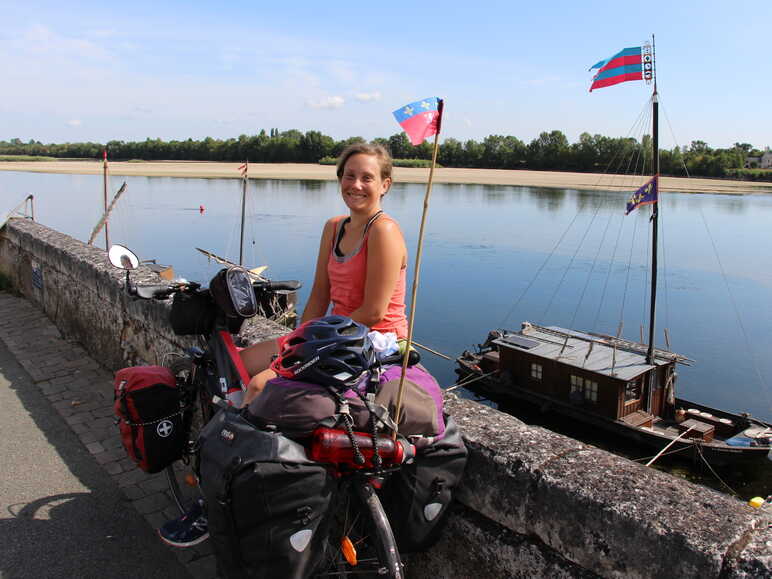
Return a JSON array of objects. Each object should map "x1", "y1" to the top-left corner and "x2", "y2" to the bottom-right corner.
[{"x1": 309, "y1": 427, "x2": 414, "y2": 468}]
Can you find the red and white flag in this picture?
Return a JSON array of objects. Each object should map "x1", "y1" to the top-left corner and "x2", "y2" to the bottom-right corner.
[{"x1": 238, "y1": 161, "x2": 248, "y2": 178}]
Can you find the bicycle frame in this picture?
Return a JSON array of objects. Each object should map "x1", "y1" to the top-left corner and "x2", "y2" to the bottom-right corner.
[{"x1": 188, "y1": 318, "x2": 253, "y2": 407}]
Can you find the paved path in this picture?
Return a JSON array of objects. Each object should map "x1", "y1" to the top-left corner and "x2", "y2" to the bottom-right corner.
[{"x1": 0, "y1": 292, "x2": 216, "y2": 578}]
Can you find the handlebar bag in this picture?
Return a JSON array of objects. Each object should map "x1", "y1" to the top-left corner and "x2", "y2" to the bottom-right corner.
[
  {"x1": 209, "y1": 267, "x2": 258, "y2": 319},
  {"x1": 197, "y1": 407, "x2": 336, "y2": 579},
  {"x1": 113, "y1": 366, "x2": 189, "y2": 473},
  {"x1": 170, "y1": 290, "x2": 245, "y2": 336}
]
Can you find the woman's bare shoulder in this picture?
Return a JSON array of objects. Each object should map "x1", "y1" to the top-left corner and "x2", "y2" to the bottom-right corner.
[
  {"x1": 322, "y1": 215, "x2": 347, "y2": 233},
  {"x1": 370, "y1": 213, "x2": 403, "y2": 235}
]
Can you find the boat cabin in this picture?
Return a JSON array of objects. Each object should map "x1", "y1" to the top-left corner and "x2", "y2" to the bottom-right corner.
[{"x1": 487, "y1": 322, "x2": 687, "y2": 424}]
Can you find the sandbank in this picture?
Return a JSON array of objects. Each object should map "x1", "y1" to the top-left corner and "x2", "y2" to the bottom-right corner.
[{"x1": 1, "y1": 160, "x2": 770, "y2": 195}]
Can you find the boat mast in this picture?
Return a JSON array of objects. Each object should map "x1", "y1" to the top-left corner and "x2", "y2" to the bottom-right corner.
[
  {"x1": 103, "y1": 150, "x2": 110, "y2": 250},
  {"x1": 646, "y1": 35, "x2": 658, "y2": 365}
]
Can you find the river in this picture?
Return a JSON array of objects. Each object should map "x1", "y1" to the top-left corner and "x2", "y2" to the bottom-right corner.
[{"x1": 3, "y1": 169, "x2": 771, "y2": 494}]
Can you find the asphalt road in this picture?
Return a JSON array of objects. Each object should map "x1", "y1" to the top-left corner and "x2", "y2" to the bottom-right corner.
[{"x1": 0, "y1": 338, "x2": 190, "y2": 579}]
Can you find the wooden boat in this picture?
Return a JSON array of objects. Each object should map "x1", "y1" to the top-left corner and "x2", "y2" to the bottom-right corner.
[
  {"x1": 456, "y1": 40, "x2": 772, "y2": 467},
  {"x1": 456, "y1": 324, "x2": 772, "y2": 466}
]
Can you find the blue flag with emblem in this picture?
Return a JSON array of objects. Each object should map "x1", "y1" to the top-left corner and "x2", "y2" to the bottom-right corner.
[{"x1": 625, "y1": 175, "x2": 658, "y2": 215}]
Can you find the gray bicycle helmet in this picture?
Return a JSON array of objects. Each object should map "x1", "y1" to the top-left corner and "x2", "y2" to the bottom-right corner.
[{"x1": 271, "y1": 315, "x2": 376, "y2": 389}]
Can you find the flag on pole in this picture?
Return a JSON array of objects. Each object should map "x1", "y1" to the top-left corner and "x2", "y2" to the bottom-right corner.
[
  {"x1": 625, "y1": 175, "x2": 658, "y2": 215},
  {"x1": 392, "y1": 97, "x2": 443, "y2": 145},
  {"x1": 103, "y1": 149, "x2": 108, "y2": 165},
  {"x1": 589, "y1": 47, "x2": 643, "y2": 92},
  {"x1": 238, "y1": 161, "x2": 248, "y2": 178}
]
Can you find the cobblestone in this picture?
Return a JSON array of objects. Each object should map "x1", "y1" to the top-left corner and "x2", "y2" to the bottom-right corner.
[
  {"x1": 134, "y1": 492, "x2": 172, "y2": 515},
  {"x1": 86, "y1": 441, "x2": 105, "y2": 454},
  {"x1": 121, "y1": 485, "x2": 147, "y2": 501},
  {"x1": 186, "y1": 554, "x2": 217, "y2": 579},
  {"x1": 0, "y1": 292, "x2": 215, "y2": 577},
  {"x1": 95, "y1": 448, "x2": 127, "y2": 465},
  {"x1": 103, "y1": 461, "x2": 124, "y2": 475}
]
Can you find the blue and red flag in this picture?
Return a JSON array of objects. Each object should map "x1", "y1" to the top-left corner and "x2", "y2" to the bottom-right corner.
[
  {"x1": 392, "y1": 97, "x2": 443, "y2": 145},
  {"x1": 589, "y1": 47, "x2": 642, "y2": 92},
  {"x1": 625, "y1": 175, "x2": 658, "y2": 215}
]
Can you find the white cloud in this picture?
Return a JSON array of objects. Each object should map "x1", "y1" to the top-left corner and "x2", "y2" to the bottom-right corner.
[
  {"x1": 66, "y1": 119, "x2": 82, "y2": 127},
  {"x1": 307, "y1": 96, "x2": 345, "y2": 110},
  {"x1": 354, "y1": 91, "x2": 381, "y2": 103}
]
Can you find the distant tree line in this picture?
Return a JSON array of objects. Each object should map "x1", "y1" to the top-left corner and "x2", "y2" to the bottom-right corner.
[{"x1": 0, "y1": 131, "x2": 766, "y2": 179}]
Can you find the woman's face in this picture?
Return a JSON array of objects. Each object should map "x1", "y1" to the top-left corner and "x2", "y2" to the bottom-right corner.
[{"x1": 339, "y1": 153, "x2": 391, "y2": 215}]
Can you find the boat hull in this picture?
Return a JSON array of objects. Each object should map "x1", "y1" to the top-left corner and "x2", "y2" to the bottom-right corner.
[{"x1": 456, "y1": 357, "x2": 772, "y2": 467}]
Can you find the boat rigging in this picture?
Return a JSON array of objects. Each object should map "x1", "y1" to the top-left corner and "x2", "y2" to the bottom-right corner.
[{"x1": 456, "y1": 37, "x2": 772, "y2": 467}]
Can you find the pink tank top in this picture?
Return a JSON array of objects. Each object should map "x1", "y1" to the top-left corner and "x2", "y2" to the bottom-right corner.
[{"x1": 327, "y1": 214, "x2": 408, "y2": 339}]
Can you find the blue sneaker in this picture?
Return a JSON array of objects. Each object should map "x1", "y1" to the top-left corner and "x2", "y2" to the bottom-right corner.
[{"x1": 158, "y1": 499, "x2": 209, "y2": 548}]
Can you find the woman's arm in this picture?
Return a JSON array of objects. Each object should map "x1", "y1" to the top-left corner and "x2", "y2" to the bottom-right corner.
[
  {"x1": 348, "y1": 218, "x2": 406, "y2": 328},
  {"x1": 300, "y1": 217, "x2": 337, "y2": 323}
]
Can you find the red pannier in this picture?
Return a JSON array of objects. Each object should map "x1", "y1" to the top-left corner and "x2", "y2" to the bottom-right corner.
[{"x1": 113, "y1": 366, "x2": 188, "y2": 473}]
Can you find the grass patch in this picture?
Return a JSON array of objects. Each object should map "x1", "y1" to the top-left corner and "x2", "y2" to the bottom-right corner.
[
  {"x1": 319, "y1": 157, "x2": 441, "y2": 168},
  {"x1": 0, "y1": 155, "x2": 57, "y2": 162}
]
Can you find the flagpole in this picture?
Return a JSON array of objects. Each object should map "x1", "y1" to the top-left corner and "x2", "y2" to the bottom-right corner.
[
  {"x1": 102, "y1": 150, "x2": 110, "y2": 250},
  {"x1": 646, "y1": 35, "x2": 659, "y2": 366},
  {"x1": 239, "y1": 160, "x2": 248, "y2": 266},
  {"x1": 393, "y1": 101, "x2": 444, "y2": 439}
]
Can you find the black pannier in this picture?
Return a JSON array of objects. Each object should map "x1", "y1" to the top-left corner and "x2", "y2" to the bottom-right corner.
[
  {"x1": 380, "y1": 415, "x2": 468, "y2": 553},
  {"x1": 169, "y1": 270, "x2": 252, "y2": 336},
  {"x1": 197, "y1": 407, "x2": 336, "y2": 579},
  {"x1": 170, "y1": 290, "x2": 217, "y2": 336}
]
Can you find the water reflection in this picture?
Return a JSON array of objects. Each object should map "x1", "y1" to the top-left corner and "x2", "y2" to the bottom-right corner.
[{"x1": 1, "y1": 171, "x2": 770, "y2": 426}]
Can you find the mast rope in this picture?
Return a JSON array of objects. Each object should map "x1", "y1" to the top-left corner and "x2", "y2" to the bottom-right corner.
[
  {"x1": 631, "y1": 444, "x2": 691, "y2": 462},
  {"x1": 446, "y1": 370, "x2": 499, "y2": 392},
  {"x1": 499, "y1": 100, "x2": 652, "y2": 329},
  {"x1": 569, "y1": 199, "x2": 615, "y2": 329},
  {"x1": 592, "y1": 211, "x2": 626, "y2": 331},
  {"x1": 539, "y1": 200, "x2": 605, "y2": 324},
  {"x1": 661, "y1": 99, "x2": 771, "y2": 414},
  {"x1": 694, "y1": 444, "x2": 740, "y2": 497},
  {"x1": 618, "y1": 204, "x2": 640, "y2": 327}
]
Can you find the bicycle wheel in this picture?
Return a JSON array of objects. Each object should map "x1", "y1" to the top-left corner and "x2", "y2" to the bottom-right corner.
[
  {"x1": 164, "y1": 358, "x2": 214, "y2": 514},
  {"x1": 317, "y1": 478, "x2": 403, "y2": 578}
]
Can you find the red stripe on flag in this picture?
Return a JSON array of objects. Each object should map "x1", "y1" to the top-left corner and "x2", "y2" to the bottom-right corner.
[
  {"x1": 600, "y1": 54, "x2": 642, "y2": 71},
  {"x1": 590, "y1": 71, "x2": 643, "y2": 92},
  {"x1": 399, "y1": 110, "x2": 440, "y2": 146}
]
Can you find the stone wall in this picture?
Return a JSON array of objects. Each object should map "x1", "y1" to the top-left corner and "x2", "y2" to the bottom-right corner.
[
  {"x1": 1, "y1": 218, "x2": 770, "y2": 578},
  {"x1": 0, "y1": 218, "x2": 288, "y2": 371}
]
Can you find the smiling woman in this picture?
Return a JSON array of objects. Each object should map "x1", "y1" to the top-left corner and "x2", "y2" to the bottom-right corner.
[{"x1": 238, "y1": 142, "x2": 408, "y2": 406}]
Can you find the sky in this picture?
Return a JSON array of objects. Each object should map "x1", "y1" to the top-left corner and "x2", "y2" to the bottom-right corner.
[{"x1": 1, "y1": 0, "x2": 770, "y2": 151}]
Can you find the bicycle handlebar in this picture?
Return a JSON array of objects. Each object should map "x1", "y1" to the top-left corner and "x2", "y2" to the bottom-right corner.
[
  {"x1": 254, "y1": 279, "x2": 302, "y2": 292},
  {"x1": 129, "y1": 278, "x2": 301, "y2": 300}
]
